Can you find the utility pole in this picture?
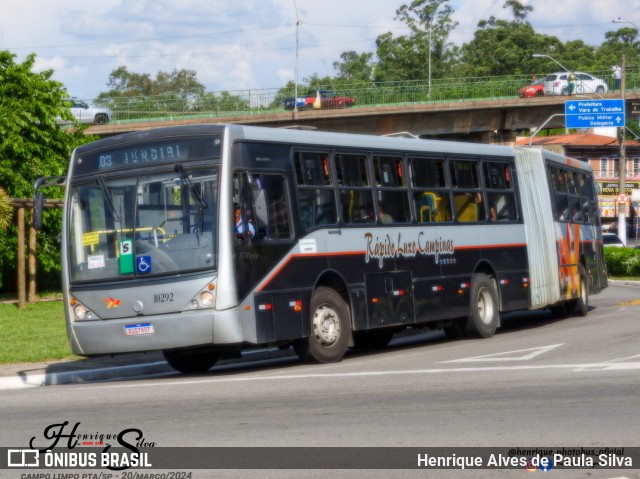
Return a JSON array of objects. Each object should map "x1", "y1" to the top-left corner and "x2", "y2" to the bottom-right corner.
[{"x1": 618, "y1": 54, "x2": 627, "y2": 244}]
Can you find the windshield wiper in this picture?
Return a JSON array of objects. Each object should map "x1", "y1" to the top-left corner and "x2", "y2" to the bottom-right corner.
[
  {"x1": 175, "y1": 163, "x2": 208, "y2": 210},
  {"x1": 97, "y1": 175, "x2": 121, "y2": 223}
]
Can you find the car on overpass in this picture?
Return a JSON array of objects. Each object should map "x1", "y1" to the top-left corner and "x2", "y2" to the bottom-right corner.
[
  {"x1": 59, "y1": 98, "x2": 112, "y2": 125},
  {"x1": 283, "y1": 90, "x2": 355, "y2": 110},
  {"x1": 543, "y1": 72, "x2": 608, "y2": 96},
  {"x1": 518, "y1": 78, "x2": 546, "y2": 98}
]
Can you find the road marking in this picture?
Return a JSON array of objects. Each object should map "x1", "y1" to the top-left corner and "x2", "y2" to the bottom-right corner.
[
  {"x1": 440, "y1": 343, "x2": 564, "y2": 363},
  {"x1": 84, "y1": 360, "x2": 640, "y2": 390}
]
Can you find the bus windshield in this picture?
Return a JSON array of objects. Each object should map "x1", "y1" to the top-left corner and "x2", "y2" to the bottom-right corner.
[{"x1": 68, "y1": 167, "x2": 218, "y2": 282}]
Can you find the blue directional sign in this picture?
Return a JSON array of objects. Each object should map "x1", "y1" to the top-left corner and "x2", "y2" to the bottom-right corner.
[{"x1": 565, "y1": 99, "x2": 625, "y2": 128}]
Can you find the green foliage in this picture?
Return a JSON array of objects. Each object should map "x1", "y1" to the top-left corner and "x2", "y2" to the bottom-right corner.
[
  {"x1": 96, "y1": 66, "x2": 254, "y2": 119},
  {"x1": 0, "y1": 186, "x2": 11, "y2": 230},
  {"x1": 604, "y1": 246, "x2": 640, "y2": 277},
  {"x1": 0, "y1": 50, "x2": 91, "y2": 293}
]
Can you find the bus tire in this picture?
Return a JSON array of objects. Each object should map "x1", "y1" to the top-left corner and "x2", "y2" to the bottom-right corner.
[
  {"x1": 293, "y1": 286, "x2": 351, "y2": 363},
  {"x1": 162, "y1": 348, "x2": 220, "y2": 373},
  {"x1": 466, "y1": 273, "x2": 499, "y2": 338},
  {"x1": 571, "y1": 265, "x2": 589, "y2": 316}
]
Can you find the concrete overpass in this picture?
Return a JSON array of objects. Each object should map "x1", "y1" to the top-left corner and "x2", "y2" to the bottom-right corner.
[{"x1": 87, "y1": 92, "x2": 640, "y2": 143}]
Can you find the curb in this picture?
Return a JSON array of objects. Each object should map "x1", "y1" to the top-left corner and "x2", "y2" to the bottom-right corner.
[{"x1": 0, "y1": 347, "x2": 295, "y2": 390}]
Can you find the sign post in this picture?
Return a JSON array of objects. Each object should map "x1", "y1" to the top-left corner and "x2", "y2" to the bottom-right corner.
[{"x1": 564, "y1": 99, "x2": 625, "y2": 129}]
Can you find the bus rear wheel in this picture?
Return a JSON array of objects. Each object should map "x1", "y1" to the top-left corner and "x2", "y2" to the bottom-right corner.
[
  {"x1": 162, "y1": 348, "x2": 220, "y2": 373},
  {"x1": 293, "y1": 286, "x2": 351, "y2": 363},
  {"x1": 569, "y1": 265, "x2": 589, "y2": 316},
  {"x1": 466, "y1": 273, "x2": 499, "y2": 338}
]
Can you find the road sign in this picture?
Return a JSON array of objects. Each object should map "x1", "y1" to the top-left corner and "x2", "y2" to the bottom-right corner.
[
  {"x1": 618, "y1": 194, "x2": 629, "y2": 204},
  {"x1": 564, "y1": 99, "x2": 625, "y2": 128}
]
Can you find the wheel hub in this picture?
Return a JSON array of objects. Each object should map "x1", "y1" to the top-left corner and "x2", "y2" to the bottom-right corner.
[{"x1": 313, "y1": 305, "x2": 340, "y2": 346}]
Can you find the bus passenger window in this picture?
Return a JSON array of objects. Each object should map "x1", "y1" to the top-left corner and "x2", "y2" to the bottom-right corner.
[
  {"x1": 373, "y1": 155, "x2": 404, "y2": 187},
  {"x1": 414, "y1": 192, "x2": 450, "y2": 223},
  {"x1": 335, "y1": 153, "x2": 369, "y2": 187},
  {"x1": 450, "y1": 160, "x2": 480, "y2": 189},
  {"x1": 555, "y1": 194, "x2": 569, "y2": 221},
  {"x1": 294, "y1": 151, "x2": 336, "y2": 232},
  {"x1": 340, "y1": 190, "x2": 374, "y2": 224},
  {"x1": 297, "y1": 189, "x2": 337, "y2": 230},
  {"x1": 453, "y1": 191, "x2": 485, "y2": 222},
  {"x1": 487, "y1": 192, "x2": 516, "y2": 222},
  {"x1": 377, "y1": 190, "x2": 409, "y2": 224},
  {"x1": 409, "y1": 157, "x2": 446, "y2": 188},
  {"x1": 294, "y1": 151, "x2": 331, "y2": 186}
]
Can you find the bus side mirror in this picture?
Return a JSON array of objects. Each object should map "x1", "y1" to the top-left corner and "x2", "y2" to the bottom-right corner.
[{"x1": 34, "y1": 190, "x2": 44, "y2": 230}]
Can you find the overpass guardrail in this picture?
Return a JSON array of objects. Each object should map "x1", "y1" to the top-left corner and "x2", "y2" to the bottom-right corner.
[{"x1": 87, "y1": 69, "x2": 640, "y2": 125}]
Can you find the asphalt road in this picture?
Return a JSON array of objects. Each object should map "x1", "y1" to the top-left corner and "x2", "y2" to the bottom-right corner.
[{"x1": 2, "y1": 282, "x2": 640, "y2": 479}]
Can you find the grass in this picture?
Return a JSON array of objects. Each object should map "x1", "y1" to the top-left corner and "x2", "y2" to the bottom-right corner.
[{"x1": 0, "y1": 300, "x2": 78, "y2": 364}]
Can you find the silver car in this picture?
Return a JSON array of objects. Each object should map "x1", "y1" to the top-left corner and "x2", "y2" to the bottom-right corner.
[
  {"x1": 62, "y1": 98, "x2": 112, "y2": 124},
  {"x1": 543, "y1": 72, "x2": 608, "y2": 96}
]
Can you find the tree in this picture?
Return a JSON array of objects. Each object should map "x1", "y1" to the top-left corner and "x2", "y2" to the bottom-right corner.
[
  {"x1": 333, "y1": 51, "x2": 375, "y2": 83},
  {"x1": 98, "y1": 66, "x2": 205, "y2": 99},
  {"x1": 0, "y1": 51, "x2": 89, "y2": 292},
  {"x1": 0, "y1": 186, "x2": 10, "y2": 230},
  {"x1": 456, "y1": 0, "x2": 563, "y2": 77},
  {"x1": 95, "y1": 66, "x2": 258, "y2": 117}
]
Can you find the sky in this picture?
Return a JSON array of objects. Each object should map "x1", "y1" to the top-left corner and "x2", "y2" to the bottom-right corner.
[{"x1": 0, "y1": 0, "x2": 638, "y2": 100}]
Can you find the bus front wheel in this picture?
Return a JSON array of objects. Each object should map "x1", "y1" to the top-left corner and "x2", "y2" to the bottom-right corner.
[
  {"x1": 466, "y1": 273, "x2": 499, "y2": 338},
  {"x1": 162, "y1": 348, "x2": 220, "y2": 373},
  {"x1": 293, "y1": 287, "x2": 351, "y2": 363}
]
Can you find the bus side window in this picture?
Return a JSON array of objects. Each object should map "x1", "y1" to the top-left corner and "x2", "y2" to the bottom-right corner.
[
  {"x1": 250, "y1": 174, "x2": 291, "y2": 240},
  {"x1": 409, "y1": 157, "x2": 451, "y2": 223},
  {"x1": 414, "y1": 192, "x2": 451, "y2": 223},
  {"x1": 336, "y1": 152, "x2": 374, "y2": 224},
  {"x1": 487, "y1": 192, "x2": 516, "y2": 222},
  {"x1": 453, "y1": 191, "x2": 485, "y2": 222},
  {"x1": 373, "y1": 155, "x2": 409, "y2": 224},
  {"x1": 294, "y1": 151, "x2": 337, "y2": 232}
]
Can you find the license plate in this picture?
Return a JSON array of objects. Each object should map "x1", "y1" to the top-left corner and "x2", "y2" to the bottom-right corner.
[{"x1": 124, "y1": 323, "x2": 155, "y2": 336}]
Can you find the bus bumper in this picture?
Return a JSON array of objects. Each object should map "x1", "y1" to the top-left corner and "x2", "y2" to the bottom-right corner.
[{"x1": 68, "y1": 307, "x2": 243, "y2": 355}]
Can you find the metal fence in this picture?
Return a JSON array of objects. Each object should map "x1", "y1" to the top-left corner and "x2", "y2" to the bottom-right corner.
[{"x1": 88, "y1": 69, "x2": 640, "y2": 124}]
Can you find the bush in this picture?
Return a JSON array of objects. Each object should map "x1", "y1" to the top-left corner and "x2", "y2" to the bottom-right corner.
[{"x1": 604, "y1": 246, "x2": 640, "y2": 277}]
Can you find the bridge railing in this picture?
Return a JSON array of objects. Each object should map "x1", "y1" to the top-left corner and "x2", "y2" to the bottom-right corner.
[{"x1": 90, "y1": 69, "x2": 639, "y2": 124}]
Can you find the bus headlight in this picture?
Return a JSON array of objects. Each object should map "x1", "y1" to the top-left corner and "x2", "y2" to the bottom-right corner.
[
  {"x1": 73, "y1": 304, "x2": 99, "y2": 321},
  {"x1": 199, "y1": 291, "x2": 215, "y2": 307},
  {"x1": 186, "y1": 282, "x2": 216, "y2": 310}
]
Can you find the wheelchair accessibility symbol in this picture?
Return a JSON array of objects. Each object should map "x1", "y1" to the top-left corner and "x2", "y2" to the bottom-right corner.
[{"x1": 136, "y1": 255, "x2": 152, "y2": 274}]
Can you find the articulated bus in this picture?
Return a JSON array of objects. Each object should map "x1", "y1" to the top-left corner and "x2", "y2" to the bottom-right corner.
[{"x1": 34, "y1": 124, "x2": 608, "y2": 373}]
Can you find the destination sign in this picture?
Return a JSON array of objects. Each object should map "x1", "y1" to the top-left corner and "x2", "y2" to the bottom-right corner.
[
  {"x1": 565, "y1": 99, "x2": 625, "y2": 128},
  {"x1": 73, "y1": 136, "x2": 222, "y2": 175}
]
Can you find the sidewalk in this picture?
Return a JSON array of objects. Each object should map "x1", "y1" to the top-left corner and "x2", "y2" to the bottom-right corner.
[{"x1": 0, "y1": 348, "x2": 295, "y2": 391}]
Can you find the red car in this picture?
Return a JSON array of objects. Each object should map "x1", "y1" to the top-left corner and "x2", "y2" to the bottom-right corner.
[
  {"x1": 283, "y1": 90, "x2": 355, "y2": 110},
  {"x1": 518, "y1": 78, "x2": 545, "y2": 98}
]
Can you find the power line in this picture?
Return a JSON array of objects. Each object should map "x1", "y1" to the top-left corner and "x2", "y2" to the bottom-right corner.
[{"x1": 6, "y1": 24, "x2": 294, "y2": 51}]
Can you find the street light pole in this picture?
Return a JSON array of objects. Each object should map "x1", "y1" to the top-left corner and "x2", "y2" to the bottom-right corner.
[
  {"x1": 531, "y1": 53, "x2": 569, "y2": 72},
  {"x1": 612, "y1": 18, "x2": 636, "y2": 244},
  {"x1": 293, "y1": 0, "x2": 300, "y2": 116},
  {"x1": 617, "y1": 54, "x2": 627, "y2": 244},
  {"x1": 613, "y1": 17, "x2": 639, "y2": 30},
  {"x1": 428, "y1": 1, "x2": 444, "y2": 99}
]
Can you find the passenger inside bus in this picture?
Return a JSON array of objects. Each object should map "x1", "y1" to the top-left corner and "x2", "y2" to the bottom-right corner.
[{"x1": 379, "y1": 206, "x2": 393, "y2": 224}]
